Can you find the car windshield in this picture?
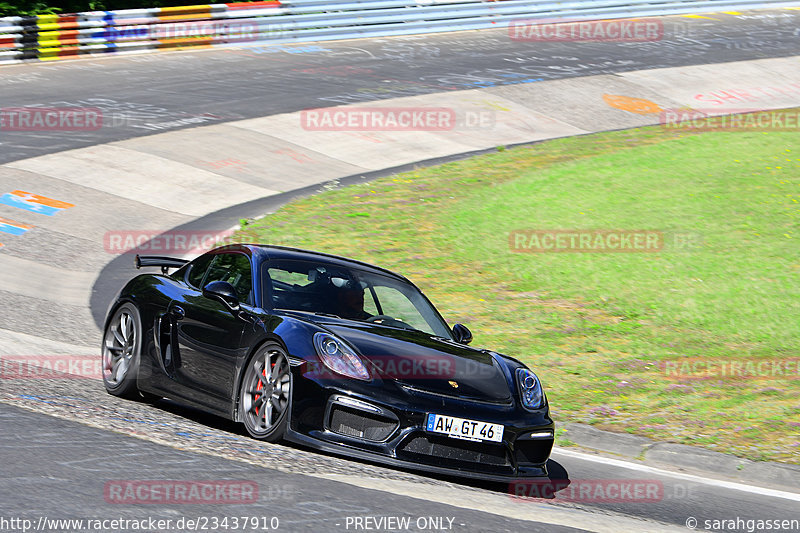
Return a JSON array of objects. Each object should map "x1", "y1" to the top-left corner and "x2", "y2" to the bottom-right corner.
[{"x1": 263, "y1": 259, "x2": 452, "y2": 339}]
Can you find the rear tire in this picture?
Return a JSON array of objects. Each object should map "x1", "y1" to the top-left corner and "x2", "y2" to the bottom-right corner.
[
  {"x1": 102, "y1": 302, "x2": 144, "y2": 399},
  {"x1": 239, "y1": 343, "x2": 292, "y2": 442}
]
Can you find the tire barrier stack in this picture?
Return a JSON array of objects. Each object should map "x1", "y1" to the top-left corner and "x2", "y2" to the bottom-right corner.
[
  {"x1": 1, "y1": 0, "x2": 800, "y2": 64},
  {"x1": 0, "y1": 2, "x2": 285, "y2": 63}
]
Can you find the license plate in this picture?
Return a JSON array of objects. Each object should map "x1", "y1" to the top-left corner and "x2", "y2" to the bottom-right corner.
[{"x1": 425, "y1": 413, "x2": 504, "y2": 443}]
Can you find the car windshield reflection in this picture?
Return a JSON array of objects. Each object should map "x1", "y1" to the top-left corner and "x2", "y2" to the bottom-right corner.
[{"x1": 264, "y1": 259, "x2": 453, "y2": 339}]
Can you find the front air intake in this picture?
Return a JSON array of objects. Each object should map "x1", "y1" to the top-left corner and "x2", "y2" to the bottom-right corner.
[{"x1": 327, "y1": 404, "x2": 398, "y2": 442}]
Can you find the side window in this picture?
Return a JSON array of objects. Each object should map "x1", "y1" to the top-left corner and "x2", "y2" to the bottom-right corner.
[
  {"x1": 186, "y1": 254, "x2": 215, "y2": 289},
  {"x1": 204, "y1": 253, "x2": 253, "y2": 305}
]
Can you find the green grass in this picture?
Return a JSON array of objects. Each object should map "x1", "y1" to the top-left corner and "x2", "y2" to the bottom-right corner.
[{"x1": 238, "y1": 123, "x2": 800, "y2": 463}]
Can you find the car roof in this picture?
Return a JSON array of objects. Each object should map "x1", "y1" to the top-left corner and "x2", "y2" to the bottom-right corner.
[{"x1": 216, "y1": 244, "x2": 412, "y2": 284}]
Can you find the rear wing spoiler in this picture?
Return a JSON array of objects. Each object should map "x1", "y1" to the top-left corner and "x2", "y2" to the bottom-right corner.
[{"x1": 134, "y1": 254, "x2": 189, "y2": 274}]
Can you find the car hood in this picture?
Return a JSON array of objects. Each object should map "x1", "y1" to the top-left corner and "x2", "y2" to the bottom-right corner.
[{"x1": 321, "y1": 322, "x2": 513, "y2": 402}]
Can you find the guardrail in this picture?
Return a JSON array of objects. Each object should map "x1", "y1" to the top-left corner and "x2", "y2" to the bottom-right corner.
[{"x1": 2, "y1": 0, "x2": 800, "y2": 64}]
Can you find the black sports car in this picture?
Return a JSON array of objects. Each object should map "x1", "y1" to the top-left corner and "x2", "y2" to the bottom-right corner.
[{"x1": 102, "y1": 244, "x2": 554, "y2": 480}]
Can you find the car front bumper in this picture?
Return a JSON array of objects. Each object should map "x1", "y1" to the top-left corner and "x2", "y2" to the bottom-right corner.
[{"x1": 288, "y1": 376, "x2": 555, "y2": 481}]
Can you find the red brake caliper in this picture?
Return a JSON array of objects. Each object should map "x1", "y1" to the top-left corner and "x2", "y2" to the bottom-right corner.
[{"x1": 254, "y1": 361, "x2": 275, "y2": 416}]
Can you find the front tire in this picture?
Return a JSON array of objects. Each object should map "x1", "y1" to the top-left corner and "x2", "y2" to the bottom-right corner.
[
  {"x1": 239, "y1": 343, "x2": 292, "y2": 442},
  {"x1": 102, "y1": 302, "x2": 143, "y2": 398}
]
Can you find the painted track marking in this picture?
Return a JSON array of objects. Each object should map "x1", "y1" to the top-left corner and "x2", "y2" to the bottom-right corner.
[{"x1": 552, "y1": 448, "x2": 800, "y2": 502}]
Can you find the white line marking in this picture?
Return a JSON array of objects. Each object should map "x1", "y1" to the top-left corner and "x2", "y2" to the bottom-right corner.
[{"x1": 552, "y1": 448, "x2": 800, "y2": 502}]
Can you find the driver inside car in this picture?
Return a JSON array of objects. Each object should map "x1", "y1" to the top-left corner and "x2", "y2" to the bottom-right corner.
[{"x1": 336, "y1": 284, "x2": 372, "y2": 320}]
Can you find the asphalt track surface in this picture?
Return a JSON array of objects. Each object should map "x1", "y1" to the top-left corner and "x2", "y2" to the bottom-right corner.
[
  {"x1": 3, "y1": 378, "x2": 800, "y2": 532},
  {"x1": 1, "y1": 11, "x2": 800, "y2": 166},
  {"x1": 2, "y1": 9, "x2": 800, "y2": 533},
  {"x1": 1, "y1": 403, "x2": 584, "y2": 533}
]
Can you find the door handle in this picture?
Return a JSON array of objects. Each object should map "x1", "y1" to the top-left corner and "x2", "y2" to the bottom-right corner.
[{"x1": 170, "y1": 306, "x2": 185, "y2": 320}]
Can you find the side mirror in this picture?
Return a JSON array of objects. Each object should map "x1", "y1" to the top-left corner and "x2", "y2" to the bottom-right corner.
[
  {"x1": 452, "y1": 323, "x2": 473, "y2": 345},
  {"x1": 203, "y1": 280, "x2": 240, "y2": 312}
]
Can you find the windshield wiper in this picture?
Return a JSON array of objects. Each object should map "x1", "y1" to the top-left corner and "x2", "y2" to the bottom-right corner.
[
  {"x1": 275, "y1": 309, "x2": 342, "y2": 319},
  {"x1": 312, "y1": 312, "x2": 342, "y2": 319}
]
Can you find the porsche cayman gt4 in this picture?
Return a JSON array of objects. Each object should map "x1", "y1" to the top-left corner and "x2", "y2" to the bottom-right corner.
[{"x1": 102, "y1": 244, "x2": 554, "y2": 480}]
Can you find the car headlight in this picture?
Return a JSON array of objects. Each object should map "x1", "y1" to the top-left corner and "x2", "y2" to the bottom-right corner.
[
  {"x1": 313, "y1": 332, "x2": 370, "y2": 381},
  {"x1": 516, "y1": 368, "x2": 544, "y2": 410}
]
